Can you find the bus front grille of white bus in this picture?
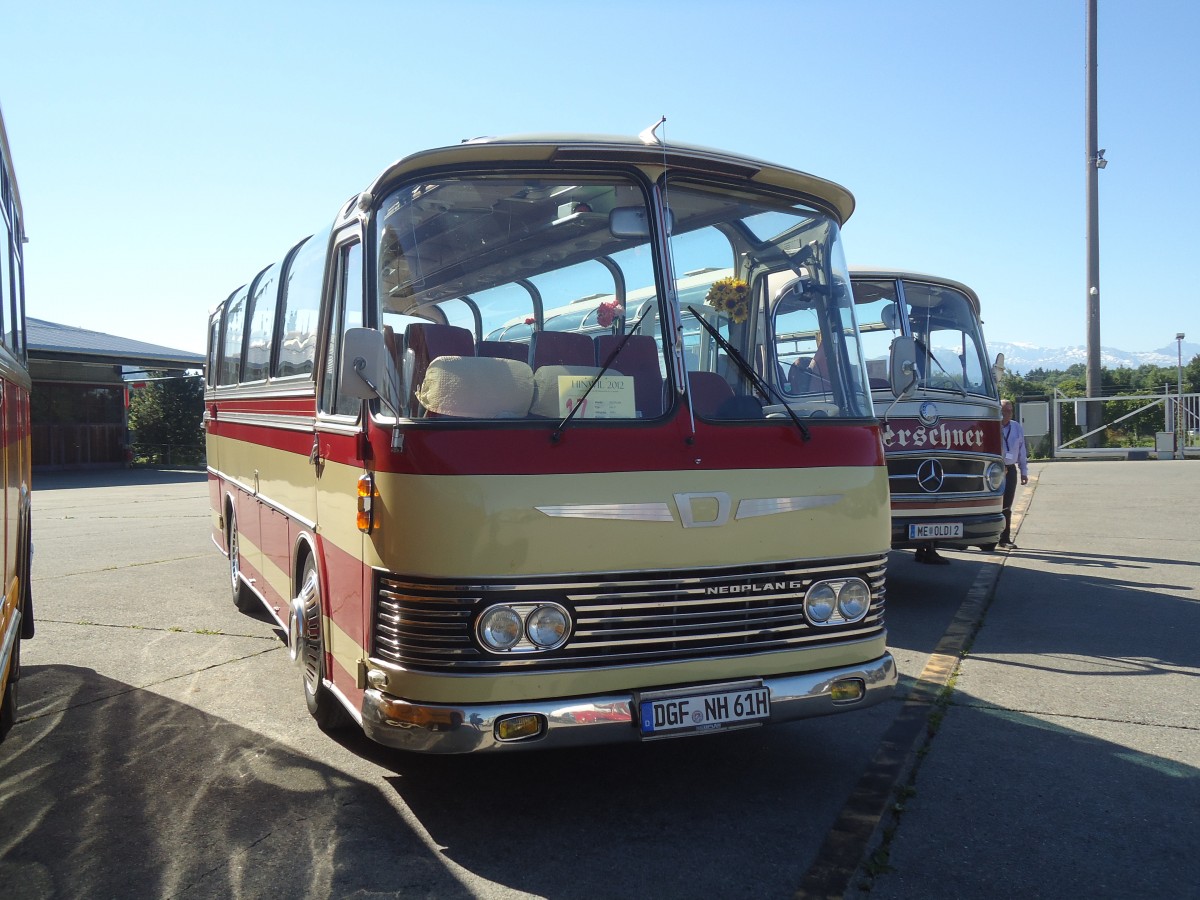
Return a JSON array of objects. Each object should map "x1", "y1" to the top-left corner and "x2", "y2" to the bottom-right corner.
[
  {"x1": 371, "y1": 555, "x2": 887, "y2": 671},
  {"x1": 886, "y1": 455, "x2": 995, "y2": 497}
]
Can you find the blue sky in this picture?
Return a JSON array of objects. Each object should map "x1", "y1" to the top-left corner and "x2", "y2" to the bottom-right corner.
[{"x1": 2, "y1": 1, "x2": 1197, "y2": 356}]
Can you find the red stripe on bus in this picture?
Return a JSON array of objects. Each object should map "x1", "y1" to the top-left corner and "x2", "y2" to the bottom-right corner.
[{"x1": 212, "y1": 417, "x2": 885, "y2": 474}]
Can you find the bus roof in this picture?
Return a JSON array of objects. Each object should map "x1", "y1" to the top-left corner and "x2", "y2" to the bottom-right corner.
[
  {"x1": 363, "y1": 134, "x2": 856, "y2": 224},
  {"x1": 849, "y1": 267, "x2": 981, "y2": 315}
]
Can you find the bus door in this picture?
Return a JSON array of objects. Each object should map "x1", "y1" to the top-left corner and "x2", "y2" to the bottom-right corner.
[{"x1": 313, "y1": 235, "x2": 366, "y2": 698}]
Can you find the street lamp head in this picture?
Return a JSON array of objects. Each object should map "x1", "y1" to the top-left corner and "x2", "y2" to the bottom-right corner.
[
  {"x1": 1177, "y1": 333, "x2": 1186, "y2": 342},
  {"x1": 1095, "y1": 149, "x2": 1108, "y2": 169}
]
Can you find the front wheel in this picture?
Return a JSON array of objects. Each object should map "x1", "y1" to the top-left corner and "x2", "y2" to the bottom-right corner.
[{"x1": 293, "y1": 555, "x2": 350, "y2": 731}]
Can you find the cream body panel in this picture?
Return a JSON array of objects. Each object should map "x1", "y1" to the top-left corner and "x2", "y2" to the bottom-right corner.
[{"x1": 357, "y1": 466, "x2": 889, "y2": 578}]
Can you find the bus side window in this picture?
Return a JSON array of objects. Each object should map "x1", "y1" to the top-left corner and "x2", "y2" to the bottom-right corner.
[
  {"x1": 275, "y1": 229, "x2": 329, "y2": 379},
  {"x1": 220, "y1": 285, "x2": 250, "y2": 385},
  {"x1": 320, "y1": 241, "x2": 364, "y2": 417}
]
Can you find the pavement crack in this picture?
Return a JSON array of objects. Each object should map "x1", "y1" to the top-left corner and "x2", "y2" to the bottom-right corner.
[
  {"x1": 950, "y1": 698, "x2": 1200, "y2": 732},
  {"x1": 35, "y1": 618, "x2": 279, "y2": 641},
  {"x1": 36, "y1": 553, "x2": 215, "y2": 578}
]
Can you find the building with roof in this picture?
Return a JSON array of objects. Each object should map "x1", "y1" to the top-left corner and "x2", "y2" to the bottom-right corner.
[{"x1": 28, "y1": 318, "x2": 203, "y2": 468}]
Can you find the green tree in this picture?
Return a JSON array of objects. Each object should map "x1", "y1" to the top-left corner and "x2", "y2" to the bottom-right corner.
[{"x1": 128, "y1": 373, "x2": 205, "y2": 465}]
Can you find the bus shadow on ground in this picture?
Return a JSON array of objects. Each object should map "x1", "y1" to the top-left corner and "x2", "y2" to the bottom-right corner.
[{"x1": 0, "y1": 665, "x2": 463, "y2": 900}]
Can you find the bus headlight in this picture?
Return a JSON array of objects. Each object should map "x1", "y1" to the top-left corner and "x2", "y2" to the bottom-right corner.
[
  {"x1": 526, "y1": 604, "x2": 569, "y2": 649},
  {"x1": 837, "y1": 579, "x2": 871, "y2": 621},
  {"x1": 476, "y1": 603, "x2": 574, "y2": 653},
  {"x1": 986, "y1": 461, "x2": 1005, "y2": 492},
  {"x1": 478, "y1": 606, "x2": 523, "y2": 651},
  {"x1": 805, "y1": 579, "x2": 873, "y2": 626},
  {"x1": 804, "y1": 583, "x2": 837, "y2": 624}
]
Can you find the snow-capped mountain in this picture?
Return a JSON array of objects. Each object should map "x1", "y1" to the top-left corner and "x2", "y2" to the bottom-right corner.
[{"x1": 988, "y1": 340, "x2": 1200, "y2": 374}]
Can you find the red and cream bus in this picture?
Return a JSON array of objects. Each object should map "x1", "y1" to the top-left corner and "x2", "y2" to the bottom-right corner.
[
  {"x1": 0, "y1": 103, "x2": 33, "y2": 744},
  {"x1": 205, "y1": 134, "x2": 900, "y2": 753},
  {"x1": 848, "y1": 269, "x2": 1004, "y2": 560}
]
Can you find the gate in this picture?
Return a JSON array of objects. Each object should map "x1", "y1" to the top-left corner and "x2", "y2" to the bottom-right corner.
[{"x1": 1035, "y1": 389, "x2": 1200, "y2": 459}]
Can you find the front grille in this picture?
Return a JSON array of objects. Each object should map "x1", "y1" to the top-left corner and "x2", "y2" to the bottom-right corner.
[
  {"x1": 888, "y1": 454, "x2": 994, "y2": 496},
  {"x1": 372, "y1": 555, "x2": 887, "y2": 672}
]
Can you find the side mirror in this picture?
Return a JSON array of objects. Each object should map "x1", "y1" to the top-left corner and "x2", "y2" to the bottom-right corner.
[
  {"x1": 889, "y1": 335, "x2": 919, "y2": 399},
  {"x1": 992, "y1": 351, "x2": 1006, "y2": 386},
  {"x1": 340, "y1": 327, "x2": 388, "y2": 400}
]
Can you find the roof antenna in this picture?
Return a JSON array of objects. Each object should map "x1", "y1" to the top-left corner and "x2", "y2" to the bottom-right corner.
[{"x1": 638, "y1": 115, "x2": 667, "y2": 145}]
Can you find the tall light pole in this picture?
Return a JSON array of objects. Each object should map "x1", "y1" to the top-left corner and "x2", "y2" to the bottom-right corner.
[
  {"x1": 1085, "y1": 0, "x2": 1104, "y2": 447},
  {"x1": 1178, "y1": 332, "x2": 1186, "y2": 455}
]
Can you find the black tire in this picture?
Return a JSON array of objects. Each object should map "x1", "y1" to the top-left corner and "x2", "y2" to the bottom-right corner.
[
  {"x1": 227, "y1": 508, "x2": 259, "y2": 614},
  {"x1": 19, "y1": 511, "x2": 33, "y2": 640},
  {"x1": 979, "y1": 543, "x2": 997, "y2": 553},
  {"x1": 0, "y1": 634, "x2": 19, "y2": 743},
  {"x1": 296, "y1": 555, "x2": 351, "y2": 731}
]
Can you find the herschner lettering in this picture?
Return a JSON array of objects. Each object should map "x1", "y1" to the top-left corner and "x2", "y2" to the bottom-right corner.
[{"x1": 881, "y1": 423, "x2": 984, "y2": 450}]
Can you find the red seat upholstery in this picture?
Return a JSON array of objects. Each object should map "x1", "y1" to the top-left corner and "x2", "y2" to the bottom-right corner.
[
  {"x1": 529, "y1": 330, "x2": 595, "y2": 369},
  {"x1": 595, "y1": 334, "x2": 664, "y2": 418},
  {"x1": 477, "y1": 340, "x2": 529, "y2": 362},
  {"x1": 404, "y1": 323, "x2": 475, "y2": 415},
  {"x1": 687, "y1": 371, "x2": 736, "y2": 417}
]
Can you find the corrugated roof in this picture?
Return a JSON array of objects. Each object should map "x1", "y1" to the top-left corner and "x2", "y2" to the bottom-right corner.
[{"x1": 28, "y1": 318, "x2": 204, "y2": 368}]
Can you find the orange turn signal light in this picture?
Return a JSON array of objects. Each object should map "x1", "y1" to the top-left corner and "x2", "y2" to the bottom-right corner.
[{"x1": 356, "y1": 473, "x2": 375, "y2": 533}]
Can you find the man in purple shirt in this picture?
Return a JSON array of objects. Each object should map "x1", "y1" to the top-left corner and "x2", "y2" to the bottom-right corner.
[{"x1": 999, "y1": 399, "x2": 1029, "y2": 548}]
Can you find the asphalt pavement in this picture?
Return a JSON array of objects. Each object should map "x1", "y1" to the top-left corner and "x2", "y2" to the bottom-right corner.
[
  {"x1": 1, "y1": 462, "x2": 1197, "y2": 898},
  {"x1": 845, "y1": 459, "x2": 1200, "y2": 899}
]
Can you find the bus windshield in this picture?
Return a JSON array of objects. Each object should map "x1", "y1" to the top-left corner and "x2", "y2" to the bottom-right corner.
[
  {"x1": 372, "y1": 171, "x2": 872, "y2": 422},
  {"x1": 853, "y1": 277, "x2": 995, "y2": 399}
]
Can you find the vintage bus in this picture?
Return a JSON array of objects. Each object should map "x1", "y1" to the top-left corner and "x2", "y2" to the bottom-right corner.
[
  {"x1": 0, "y1": 103, "x2": 33, "y2": 744},
  {"x1": 848, "y1": 269, "x2": 1005, "y2": 558},
  {"x1": 205, "y1": 134, "x2": 901, "y2": 753}
]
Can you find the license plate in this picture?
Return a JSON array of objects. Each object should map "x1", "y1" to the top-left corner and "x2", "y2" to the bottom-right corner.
[
  {"x1": 909, "y1": 522, "x2": 963, "y2": 539},
  {"x1": 638, "y1": 683, "x2": 770, "y2": 738}
]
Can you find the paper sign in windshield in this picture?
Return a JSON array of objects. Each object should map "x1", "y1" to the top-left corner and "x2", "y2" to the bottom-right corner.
[{"x1": 558, "y1": 374, "x2": 634, "y2": 419}]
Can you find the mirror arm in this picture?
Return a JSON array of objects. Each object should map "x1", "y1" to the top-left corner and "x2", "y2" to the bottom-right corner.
[
  {"x1": 352, "y1": 357, "x2": 405, "y2": 453},
  {"x1": 881, "y1": 364, "x2": 918, "y2": 422}
]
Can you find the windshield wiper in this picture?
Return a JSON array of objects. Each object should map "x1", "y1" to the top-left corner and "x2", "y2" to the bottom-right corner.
[
  {"x1": 551, "y1": 306, "x2": 653, "y2": 443},
  {"x1": 913, "y1": 337, "x2": 967, "y2": 397},
  {"x1": 686, "y1": 306, "x2": 810, "y2": 442}
]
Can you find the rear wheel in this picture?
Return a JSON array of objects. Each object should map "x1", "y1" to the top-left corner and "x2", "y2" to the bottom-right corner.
[
  {"x1": 0, "y1": 636, "x2": 19, "y2": 743},
  {"x1": 293, "y1": 554, "x2": 350, "y2": 731},
  {"x1": 227, "y1": 509, "x2": 259, "y2": 614}
]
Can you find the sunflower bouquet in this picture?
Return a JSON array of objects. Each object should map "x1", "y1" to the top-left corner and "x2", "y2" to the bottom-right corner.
[{"x1": 704, "y1": 277, "x2": 750, "y2": 324}]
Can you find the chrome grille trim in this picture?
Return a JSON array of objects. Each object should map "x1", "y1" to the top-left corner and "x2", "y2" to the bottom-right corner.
[
  {"x1": 372, "y1": 555, "x2": 887, "y2": 671},
  {"x1": 887, "y1": 454, "x2": 996, "y2": 496}
]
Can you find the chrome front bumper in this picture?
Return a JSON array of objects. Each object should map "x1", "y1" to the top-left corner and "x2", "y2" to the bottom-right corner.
[{"x1": 361, "y1": 653, "x2": 897, "y2": 753}]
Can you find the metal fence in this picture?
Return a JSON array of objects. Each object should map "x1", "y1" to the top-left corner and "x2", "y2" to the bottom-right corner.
[
  {"x1": 131, "y1": 444, "x2": 206, "y2": 467},
  {"x1": 1026, "y1": 390, "x2": 1200, "y2": 459}
]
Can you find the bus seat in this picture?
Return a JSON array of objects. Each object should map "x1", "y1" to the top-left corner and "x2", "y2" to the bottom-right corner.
[
  {"x1": 416, "y1": 356, "x2": 534, "y2": 418},
  {"x1": 687, "y1": 371, "x2": 736, "y2": 417},
  {"x1": 529, "y1": 365, "x2": 604, "y2": 418},
  {"x1": 380, "y1": 325, "x2": 404, "y2": 411},
  {"x1": 789, "y1": 345, "x2": 830, "y2": 394},
  {"x1": 866, "y1": 358, "x2": 889, "y2": 389},
  {"x1": 595, "y1": 334, "x2": 664, "y2": 417},
  {"x1": 529, "y1": 330, "x2": 594, "y2": 369},
  {"x1": 404, "y1": 322, "x2": 475, "y2": 414},
  {"x1": 477, "y1": 339, "x2": 529, "y2": 362}
]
